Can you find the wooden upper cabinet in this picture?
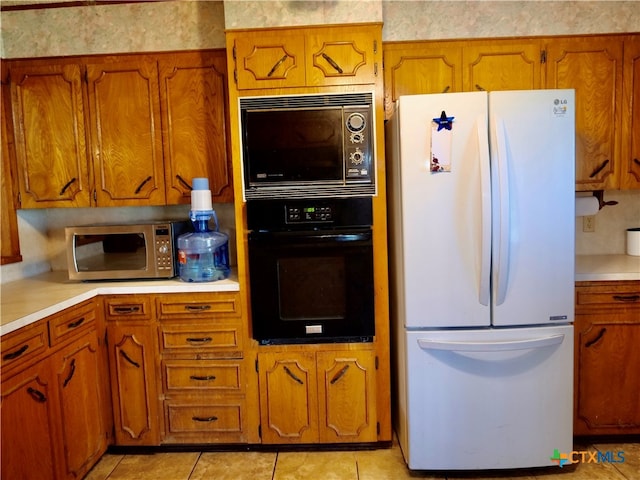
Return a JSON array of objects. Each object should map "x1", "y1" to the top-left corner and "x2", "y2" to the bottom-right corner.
[
  {"x1": 230, "y1": 24, "x2": 380, "y2": 90},
  {"x1": 159, "y1": 51, "x2": 233, "y2": 204},
  {"x1": 621, "y1": 35, "x2": 640, "y2": 189},
  {"x1": 546, "y1": 36, "x2": 624, "y2": 191},
  {"x1": 233, "y1": 30, "x2": 306, "y2": 90},
  {"x1": 383, "y1": 42, "x2": 461, "y2": 115},
  {"x1": 462, "y1": 40, "x2": 543, "y2": 92},
  {"x1": 86, "y1": 58, "x2": 166, "y2": 206},
  {"x1": 305, "y1": 26, "x2": 378, "y2": 87},
  {"x1": 9, "y1": 62, "x2": 91, "y2": 208}
]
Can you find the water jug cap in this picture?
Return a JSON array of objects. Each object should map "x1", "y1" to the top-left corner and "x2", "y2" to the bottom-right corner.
[{"x1": 192, "y1": 177, "x2": 209, "y2": 190}]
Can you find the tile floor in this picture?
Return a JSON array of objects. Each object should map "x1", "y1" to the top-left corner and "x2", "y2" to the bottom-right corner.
[{"x1": 84, "y1": 438, "x2": 639, "y2": 480}]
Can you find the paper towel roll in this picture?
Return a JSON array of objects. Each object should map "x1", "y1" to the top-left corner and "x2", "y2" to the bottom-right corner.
[
  {"x1": 575, "y1": 195, "x2": 599, "y2": 217},
  {"x1": 627, "y1": 228, "x2": 640, "y2": 256}
]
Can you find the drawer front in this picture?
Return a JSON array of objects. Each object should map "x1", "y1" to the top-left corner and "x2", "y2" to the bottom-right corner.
[
  {"x1": 576, "y1": 282, "x2": 640, "y2": 312},
  {"x1": 1, "y1": 321, "x2": 48, "y2": 372},
  {"x1": 49, "y1": 300, "x2": 96, "y2": 345},
  {"x1": 164, "y1": 360, "x2": 242, "y2": 392},
  {"x1": 159, "y1": 325, "x2": 241, "y2": 352},
  {"x1": 157, "y1": 293, "x2": 241, "y2": 320},
  {"x1": 164, "y1": 402, "x2": 243, "y2": 434},
  {"x1": 105, "y1": 295, "x2": 152, "y2": 320}
]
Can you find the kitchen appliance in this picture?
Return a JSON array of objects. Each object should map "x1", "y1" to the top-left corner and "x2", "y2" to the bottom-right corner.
[
  {"x1": 239, "y1": 92, "x2": 375, "y2": 200},
  {"x1": 177, "y1": 177, "x2": 230, "y2": 282},
  {"x1": 247, "y1": 197, "x2": 374, "y2": 344},
  {"x1": 66, "y1": 221, "x2": 191, "y2": 281},
  {"x1": 386, "y1": 90, "x2": 575, "y2": 470}
]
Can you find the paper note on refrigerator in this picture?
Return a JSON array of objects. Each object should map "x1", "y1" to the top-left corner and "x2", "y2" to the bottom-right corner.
[{"x1": 430, "y1": 122, "x2": 452, "y2": 173}]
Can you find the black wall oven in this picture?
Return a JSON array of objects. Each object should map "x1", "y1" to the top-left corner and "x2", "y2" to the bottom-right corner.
[{"x1": 247, "y1": 197, "x2": 374, "y2": 345}]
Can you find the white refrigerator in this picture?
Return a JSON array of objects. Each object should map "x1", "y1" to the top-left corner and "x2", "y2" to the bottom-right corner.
[{"x1": 386, "y1": 90, "x2": 575, "y2": 470}]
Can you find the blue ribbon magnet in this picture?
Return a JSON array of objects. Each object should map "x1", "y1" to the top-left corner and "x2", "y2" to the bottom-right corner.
[{"x1": 430, "y1": 110, "x2": 454, "y2": 173}]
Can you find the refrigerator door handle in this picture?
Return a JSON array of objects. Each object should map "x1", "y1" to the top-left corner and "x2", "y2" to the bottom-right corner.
[
  {"x1": 477, "y1": 116, "x2": 491, "y2": 307},
  {"x1": 493, "y1": 118, "x2": 511, "y2": 305},
  {"x1": 417, "y1": 334, "x2": 565, "y2": 352}
]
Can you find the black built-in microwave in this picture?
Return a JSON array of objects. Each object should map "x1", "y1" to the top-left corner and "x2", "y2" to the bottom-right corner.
[{"x1": 239, "y1": 92, "x2": 376, "y2": 200}]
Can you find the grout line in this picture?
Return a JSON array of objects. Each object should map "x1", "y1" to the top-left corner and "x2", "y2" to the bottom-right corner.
[
  {"x1": 186, "y1": 452, "x2": 203, "y2": 479},
  {"x1": 272, "y1": 451, "x2": 279, "y2": 480}
]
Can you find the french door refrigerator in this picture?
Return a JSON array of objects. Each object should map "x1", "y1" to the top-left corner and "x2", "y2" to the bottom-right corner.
[{"x1": 386, "y1": 90, "x2": 575, "y2": 470}]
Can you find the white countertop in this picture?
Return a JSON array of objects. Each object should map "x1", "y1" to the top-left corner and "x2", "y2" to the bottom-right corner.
[
  {"x1": 575, "y1": 254, "x2": 640, "y2": 282},
  {"x1": 0, "y1": 270, "x2": 240, "y2": 336}
]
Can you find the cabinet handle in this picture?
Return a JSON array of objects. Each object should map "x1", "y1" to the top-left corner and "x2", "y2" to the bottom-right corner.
[
  {"x1": 186, "y1": 337, "x2": 212, "y2": 344},
  {"x1": 192, "y1": 416, "x2": 218, "y2": 422},
  {"x1": 190, "y1": 375, "x2": 217, "y2": 381},
  {"x1": 612, "y1": 294, "x2": 640, "y2": 303},
  {"x1": 67, "y1": 317, "x2": 85, "y2": 329},
  {"x1": 3, "y1": 344, "x2": 28, "y2": 360},
  {"x1": 321, "y1": 53, "x2": 343, "y2": 74},
  {"x1": 634, "y1": 158, "x2": 640, "y2": 166},
  {"x1": 185, "y1": 305, "x2": 212, "y2": 312},
  {"x1": 268, "y1": 55, "x2": 288, "y2": 77},
  {"x1": 585, "y1": 327, "x2": 607, "y2": 348},
  {"x1": 113, "y1": 306, "x2": 141, "y2": 314},
  {"x1": 27, "y1": 387, "x2": 47, "y2": 403},
  {"x1": 63, "y1": 359, "x2": 76, "y2": 387},
  {"x1": 59, "y1": 177, "x2": 77, "y2": 195},
  {"x1": 330, "y1": 365, "x2": 350, "y2": 385},
  {"x1": 475, "y1": 84, "x2": 486, "y2": 91},
  {"x1": 442, "y1": 86, "x2": 450, "y2": 93},
  {"x1": 589, "y1": 159, "x2": 609, "y2": 178},
  {"x1": 283, "y1": 366, "x2": 304, "y2": 385},
  {"x1": 119, "y1": 350, "x2": 141, "y2": 368},
  {"x1": 134, "y1": 176, "x2": 152, "y2": 194},
  {"x1": 176, "y1": 174, "x2": 192, "y2": 190}
]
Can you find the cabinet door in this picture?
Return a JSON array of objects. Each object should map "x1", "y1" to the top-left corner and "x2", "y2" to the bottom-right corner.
[
  {"x1": 305, "y1": 26, "x2": 379, "y2": 87},
  {"x1": 574, "y1": 315, "x2": 640, "y2": 434},
  {"x1": 107, "y1": 321, "x2": 160, "y2": 445},
  {"x1": 383, "y1": 42, "x2": 462, "y2": 118},
  {"x1": 317, "y1": 351, "x2": 377, "y2": 443},
  {"x1": 51, "y1": 332, "x2": 108, "y2": 480},
  {"x1": 159, "y1": 51, "x2": 233, "y2": 204},
  {"x1": 1, "y1": 360, "x2": 58, "y2": 480},
  {"x1": 258, "y1": 352, "x2": 318, "y2": 444},
  {"x1": 462, "y1": 40, "x2": 543, "y2": 92},
  {"x1": 621, "y1": 35, "x2": 640, "y2": 189},
  {"x1": 546, "y1": 36, "x2": 624, "y2": 191},
  {"x1": 232, "y1": 31, "x2": 306, "y2": 90},
  {"x1": 86, "y1": 59, "x2": 166, "y2": 206},
  {"x1": 9, "y1": 62, "x2": 91, "y2": 208}
]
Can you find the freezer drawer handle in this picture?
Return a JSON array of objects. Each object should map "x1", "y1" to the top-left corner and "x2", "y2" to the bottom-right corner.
[{"x1": 417, "y1": 334, "x2": 565, "y2": 352}]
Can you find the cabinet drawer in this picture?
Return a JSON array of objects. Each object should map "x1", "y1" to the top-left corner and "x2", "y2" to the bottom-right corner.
[
  {"x1": 104, "y1": 295, "x2": 152, "y2": 320},
  {"x1": 156, "y1": 293, "x2": 241, "y2": 320},
  {"x1": 164, "y1": 401, "x2": 244, "y2": 435},
  {"x1": 163, "y1": 360, "x2": 242, "y2": 392},
  {"x1": 159, "y1": 325, "x2": 241, "y2": 353},
  {"x1": 1, "y1": 320, "x2": 48, "y2": 372},
  {"x1": 576, "y1": 282, "x2": 640, "y2": 312},
  {"x1": 48, "y1": 300, "x2": 96, "y2": 345}
]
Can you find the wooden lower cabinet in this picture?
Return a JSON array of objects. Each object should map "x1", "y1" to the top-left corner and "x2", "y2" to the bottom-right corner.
[
  {"x1": 105, "y1": 295, "x2": 161, "y2": 446},
  {"x1": 574, "y1": 281, "x2": 640, "y2": 435},
  {"x1": 258, "y1": 349, "x2": 377, "y2": 444}
]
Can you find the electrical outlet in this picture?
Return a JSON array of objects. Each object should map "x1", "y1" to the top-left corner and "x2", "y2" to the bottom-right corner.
[{"x1": 583, "y1": 215, "x2": 596, "y2": 232}]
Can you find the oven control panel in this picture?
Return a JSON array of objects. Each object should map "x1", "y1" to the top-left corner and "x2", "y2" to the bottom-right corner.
[{"x1": 286, "y1": 205, "x2": 334, "y2": 223}]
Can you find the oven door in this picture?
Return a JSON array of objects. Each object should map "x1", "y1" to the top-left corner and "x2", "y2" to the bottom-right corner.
[{"x1": 248, "y1": 228, "x2": 374, "y2": 344}]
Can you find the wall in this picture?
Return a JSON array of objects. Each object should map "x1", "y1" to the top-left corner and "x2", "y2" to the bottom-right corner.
[{"x1": 1, "y1": 0, "x2": 638, "y2": 283}]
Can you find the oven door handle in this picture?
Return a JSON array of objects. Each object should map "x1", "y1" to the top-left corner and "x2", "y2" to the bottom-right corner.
[{"x1": 250, "y1": 231, "x2": 372, "y2": 244}]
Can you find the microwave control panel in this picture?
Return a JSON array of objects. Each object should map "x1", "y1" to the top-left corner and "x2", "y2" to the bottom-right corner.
[
  {"x1": 286, "y1": 205, "x2": 333, "y2": 224},
  {"x1": 344, "y1": 107, "x2": 372, "y2": 181},
  {"x1": 154, "y1": 226, "x2": 174, "y2": 271}
]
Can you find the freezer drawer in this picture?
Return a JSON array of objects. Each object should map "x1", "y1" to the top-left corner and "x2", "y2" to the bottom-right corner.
[{"x1": 399, "y1": 325, "x2": 573, "y2": 470}]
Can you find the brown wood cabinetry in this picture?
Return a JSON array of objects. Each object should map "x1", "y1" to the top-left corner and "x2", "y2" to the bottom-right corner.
[
  {"x1": 546, "y1": 36, "x2": 624, "y2": 191},
  {"x1": 0, "y1": 299, "x2": 109, "y2": 480},
  {"x1": 229, "y1": 24, "x2": 380, "y2": 90},
  {"x1": 574, "y1": 281, "x2": 640, "y2": 435},
  {"x1": 258, "y1": 348, "x2": 377, "y2": 444},
  {"x1": 621, "y1": 36, "x2": 640, "y2": 189},
  {"x1": 104, "y1": 295, "x2": 161, "y2": 445},
  {"x1": 159, "y1": 51, "x2": 233, "y2": 204},
  {"x1": 156, "y1": 292, "x2": 257, "y2": 444}
]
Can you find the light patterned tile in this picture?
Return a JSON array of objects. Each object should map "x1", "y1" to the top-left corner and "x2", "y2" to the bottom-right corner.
[
  {"x1": 190, "y1": 451, "x2": 276, "y2": 480},
  {"x1": 105, "y1": 452, "x2": 199, "y2": 480},
  {"x1": 274, "y1": 451, "x2": 358, "y2": 480},
  {"x1": 356, "y1": 445, "x2": 445, "y2": 480},
  {"x1": 83, "y1": 453, "x2": 124, "y2": 480},
  {"x1": 592, "y1": 443, "x2": 640, "y2": 480}
]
